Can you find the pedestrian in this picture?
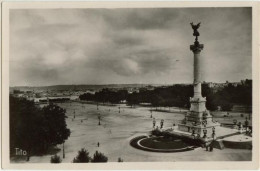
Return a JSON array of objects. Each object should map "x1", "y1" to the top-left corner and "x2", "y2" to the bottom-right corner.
[
  {"x1": 245, "y1": 126, "x2": 249, "y2": 134},
  {"x1": 205, "y1": 144, "x2": 209, "y2": 151},
  {"x1": 249, "y1": 128, "x2": 252, "y2": 136},
  {"x1": 97, "y1": 142, "x2": 100, "y2": 147},
  {"x1": 209, "y1": 144, "x2": 213, "y2": 152},
  {"x1": 160, "y1": 119, "x2": 164, "y2": 129},
  {"x1": 153, "y1": 118, "x2": 156, "y2": 128}
]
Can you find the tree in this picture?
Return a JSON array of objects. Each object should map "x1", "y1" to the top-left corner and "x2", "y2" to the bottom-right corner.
[
  {"x1": 127, "y1": 93, "x2": 139, "y2": 107},
  {"x1": 72, "y1": 148, "x2": 91, "y2": 163},
  {"x1": 220, "y1": 101, "x2": 233, "y2": 111},
  {"x1": 13, "y1": 89, "x2": 23, "y2": 94},
  {"x1": 78, "y1": 79, "x2": 252, "y2": 112},
  {"x1": 91, "y1": 151, "x2": 108, "y2": 163},
  {"x1": 151, "y1": 95, "x2": 162, "y2": 110},
  {"x1": 10, "y1": 96, "x2": 71, "y2": 160},
  {"x1": 10, "y1": 96, "x2": 46, "y2": 159},
  {"x1": 50, "y1": 154, "x2": 62, "y2": 163},
  {"x1": 202, "y1": 83, "x2": 217, "y2": 110},
  {"x1": 42, "y1": 103, "x2": 71, "y2": 148}
]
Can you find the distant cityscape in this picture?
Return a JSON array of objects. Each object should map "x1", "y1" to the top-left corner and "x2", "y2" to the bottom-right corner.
[{"x1": 10, "y1": 79, "x2": 251, "y2": 104}]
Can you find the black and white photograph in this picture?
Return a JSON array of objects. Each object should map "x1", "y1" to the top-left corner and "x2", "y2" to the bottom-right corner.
[{"x1": 1, "y1": 1, "x2": 259, "y2": 170}]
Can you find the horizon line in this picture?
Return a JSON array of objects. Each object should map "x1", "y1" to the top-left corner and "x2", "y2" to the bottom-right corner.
[{"x1": 10, "y1": 79, "x2": 252, "y2": 88}]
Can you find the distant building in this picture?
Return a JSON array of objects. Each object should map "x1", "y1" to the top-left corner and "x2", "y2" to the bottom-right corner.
[
  {"x1": 120, "y1": 100, "x2": 127, "y2": 104},
  {"x1": 85, "y1": 90, "x2": 95, "y2": 94}
]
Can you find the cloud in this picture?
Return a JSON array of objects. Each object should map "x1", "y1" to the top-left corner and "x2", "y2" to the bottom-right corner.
[
  {"x1": 9, "y1": 7, "x2": 252, "y2": 86},
  {"x1": 98, "y1": 8, "x2": 181, "y2": 30}
]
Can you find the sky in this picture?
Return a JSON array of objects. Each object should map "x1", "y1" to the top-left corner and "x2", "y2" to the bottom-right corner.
[{"x1": 10, "y1": 7, "x2": 252, "y2": 86}]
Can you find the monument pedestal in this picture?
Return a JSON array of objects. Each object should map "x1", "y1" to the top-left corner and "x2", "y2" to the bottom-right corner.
[{"x1": 178, "y1": 96, "x2": 220, "y2": 137}]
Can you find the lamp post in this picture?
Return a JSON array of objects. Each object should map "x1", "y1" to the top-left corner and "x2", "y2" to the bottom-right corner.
[
  {"x1": 245, "y1": 117, "x2": 249, "y2": 128},
  {"x1": 63, "y1": 142, "x2": 65, "y2": 158},
  {"x1": 98, "y1": 114, "x2": 101, "y2": 125},
  {"x1": 191, "y1": 128, "x2": 195, "y2": 136},
  {"x1": 212, "y1": 127, "x2": 216, "y2": 139}
]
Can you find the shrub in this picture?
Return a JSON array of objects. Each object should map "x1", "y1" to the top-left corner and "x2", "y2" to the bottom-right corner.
[
  {"x1": 151, "y1": 129, "x2": 162, "y2": 136},
  {"x1": 50, "y1": 154, "x2": 61, "y2": 163},
  {"x1": 221, "y1": 103, "x2": 233, "y2": 111},
  {"x1": 163, "y1": 132, "x2": 171, "y2": 139},
  {"x1": 91, "y1": 151, "x2": 108, "y2": 163},
  {"x1": 73, "y1": 148, "x2": 91, "y2": 163},
  {"x1": 118, "y1": 157, "x2": 123, "y2": 162}
]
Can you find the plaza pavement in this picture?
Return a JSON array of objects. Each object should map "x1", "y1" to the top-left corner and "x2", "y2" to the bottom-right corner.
[{"x1": 12, "y1": 102, "x2": 252, "y2": 163}]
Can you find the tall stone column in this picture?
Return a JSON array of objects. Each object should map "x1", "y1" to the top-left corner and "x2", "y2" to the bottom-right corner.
[
  {"x1": 189, "y1": 43, "x2": 206, "y2": 114},
  {"x1": 190, "y1": 43, "x2": 204, "y2": 99}
]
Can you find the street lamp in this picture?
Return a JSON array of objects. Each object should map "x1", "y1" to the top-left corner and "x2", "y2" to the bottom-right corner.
[
  {"x1": 63, "y1": 142, "x2": 65, "y2": 158},
  {"x1": 98, "y1": 114, "x2": 101, "y2": 125},
  {"x1": 212, "y1": 127, "x2": 216, "y2": 139},
  {"x1": 245, "y1": 117, "x2": 249, "y2": 128},
  {"x1": 160, "y1": 119, "x2": 164, "y2": 129},
  {"x1": 191, "y1": 128, "x2": 195, "y2": 136}
]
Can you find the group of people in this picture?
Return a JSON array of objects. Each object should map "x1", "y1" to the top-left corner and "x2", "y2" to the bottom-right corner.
[
  {"x1": 245, "y1": 126, "x2": 252, "y2": 136},
  {"x1": 233, "y1": 117, "x2": 252, "y2": 136}
]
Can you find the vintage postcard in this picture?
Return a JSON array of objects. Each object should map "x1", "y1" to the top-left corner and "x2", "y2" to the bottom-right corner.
[{"x1": 1, "y1": 1, "x2": 259, "y2": 170}]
